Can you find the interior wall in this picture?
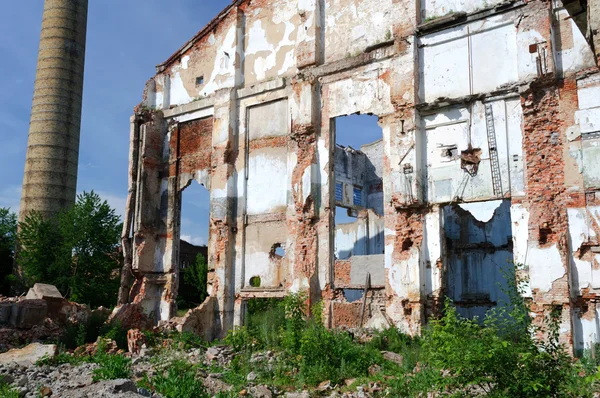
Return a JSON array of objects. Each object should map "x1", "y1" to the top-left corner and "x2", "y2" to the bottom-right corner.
[
  {"x1": 243, "y1": 99, "x2": 291, "y2": 289},
  {"x1": 444, "y1": 199, "x2": 514, "y2": 319}
]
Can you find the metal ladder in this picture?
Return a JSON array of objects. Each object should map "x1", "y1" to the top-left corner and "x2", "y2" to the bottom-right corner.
[{"x1": 484, "y1": 103, "x2": 503, "y2": 197}]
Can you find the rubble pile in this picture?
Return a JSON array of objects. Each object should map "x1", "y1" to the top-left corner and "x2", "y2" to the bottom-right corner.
[{"x1": 0, "y1": 341, "x2": 388, "y2": 398}]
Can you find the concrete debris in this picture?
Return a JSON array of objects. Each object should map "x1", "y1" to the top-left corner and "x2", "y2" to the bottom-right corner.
[
  {"x1": 382, "y1": 351, "x2": 404, "y2": 366},
  {"x1": 109, "y1": 304, "x2": 154, "y2": 331},
  {"x1": 25, "y1": 284, "x2": 63, "y2": 301},
  {"x1": 0, "y1": 343, "x2": 56, "y2": 367},
  {"x1": 127, "y1": 329, "x2": 147, "y2": 354}
]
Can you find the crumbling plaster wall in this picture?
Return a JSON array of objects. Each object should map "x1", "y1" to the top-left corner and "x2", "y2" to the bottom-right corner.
[{"x1": 122, "y1": 0, "x2": 600, "y2": 350}]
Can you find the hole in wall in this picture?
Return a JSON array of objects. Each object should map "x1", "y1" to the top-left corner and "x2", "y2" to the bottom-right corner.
[
  {"x1": 195, "y1": 76, "x2": 204, "y2": 85},
  {"x1": 270, "y1": 243, "x2": 286, "y2": 259},
  {"x1": 343, "y1": 289, "x2": 364, "y2": 302},
  {"x1": 249, "y1": 276, "x2": 261, "y2": 288},
  {"x1": 539, "y1": 227, "x2": 552, "y2": 245},
  {"x1": 402, "y1": 238, "x2": 413, "y2": 251}
]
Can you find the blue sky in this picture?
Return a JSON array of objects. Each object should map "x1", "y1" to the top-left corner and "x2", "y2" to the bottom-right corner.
[
  {"x1": 0, "y1": 1, "x2": 381, "y2": 247},
  {"x1": 0, "y1": 1, "x2": 231, "y2": 246}
]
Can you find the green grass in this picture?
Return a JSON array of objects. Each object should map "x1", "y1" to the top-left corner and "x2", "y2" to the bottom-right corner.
[
  {"x1": 92, "y1": 351, "x2": 132, "y2": 381},
  {"x1": 0, "y1": 382, "x2": 19, "y2": 398}
]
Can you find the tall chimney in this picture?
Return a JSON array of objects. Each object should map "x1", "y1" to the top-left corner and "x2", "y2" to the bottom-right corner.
[{"x1": 19, "y1": 0, "x2": 88, "y2": 221}]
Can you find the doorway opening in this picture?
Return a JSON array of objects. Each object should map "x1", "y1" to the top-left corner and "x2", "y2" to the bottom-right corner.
[
  {"x1": 333, "y1": 114, "x2": 384, "y2": 259},
  {"x1": 333, "y1": 114, "x2": 385, "y2": 289},
  {"x1": 177, "y1": 180, "x2": 210, "y2": 314}
]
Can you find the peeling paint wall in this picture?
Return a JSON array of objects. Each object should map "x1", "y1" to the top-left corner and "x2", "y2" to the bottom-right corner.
[{"x1": 123, "y1": 0, "x2": 600, "y2": 350}]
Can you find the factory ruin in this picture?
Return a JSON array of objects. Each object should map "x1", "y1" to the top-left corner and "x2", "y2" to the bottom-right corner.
[{"x1": 119, "y1": 0, "x2": 600, "y2": 353}]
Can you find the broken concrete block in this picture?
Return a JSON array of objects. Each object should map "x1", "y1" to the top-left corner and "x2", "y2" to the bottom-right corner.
[
  {"x1": 0, "y1": 303, "x2": 12, "y2": 324},
  {"x1": 126, "y1": 329, "x2": 146, "y2": 354},
  {"x1": 382, "y1": 351, "x2": 403, "y2": 366},
  {"x1": 25, "y1": 283, "x2": 69, "y2": 321},
  {"x1": 364, "y1": 308, "x2": 391, "y2": 331},
  {"x1": 25, "y1": 283, "x2": 63, "y2": 300},
  {"x1": 176, "y1": 296, "x2": 216, "y2": 341},
  {"x1": 108, "y1": 303, "x2": 153, "y2": 330},
  {"x1": 10, "y1": 299, "x2": 47, "y2": 329},
  {"x1": 0, "y1": 343, "x2": 57, "y2": 366}
]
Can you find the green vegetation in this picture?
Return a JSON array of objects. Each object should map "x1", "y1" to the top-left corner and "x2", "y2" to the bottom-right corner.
[
  {"x1": 32, "y1": 264, "x2": 600, "y2": 397},
  {"x1": 177, "y1": 253, "x2": 208, "y2": 309},
  {"x1": 0, "y1": 208, "x2": 17, "y2": 296},
  {"x1": 141, "y1": 360, "x2": 208, "y2": 398},
  {"x1": 92, "y1": 350, "x2": 132, "y2": 382},
  {"x1": 17, "y1": 191, "x2": 122, "y2": 308},
  {"x1": 0, "y1": 381, "x2": 19, "y2": 398},
  {"x1": 37, "y1": 339, "x2": 131, "y2": 382}
]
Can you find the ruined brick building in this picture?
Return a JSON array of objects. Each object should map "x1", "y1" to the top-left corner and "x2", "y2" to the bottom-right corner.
[{"x1": 119, "y1": 0, "x2": 600, "y2": 353}]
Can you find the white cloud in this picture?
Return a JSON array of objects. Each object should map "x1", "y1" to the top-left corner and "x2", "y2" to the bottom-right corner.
[
  {"x1": 92, "y1": 191, "x2": 127, "y2": 221},
  {"x1": 180, "y1": 234, "x2": 206, "y2": 246}
]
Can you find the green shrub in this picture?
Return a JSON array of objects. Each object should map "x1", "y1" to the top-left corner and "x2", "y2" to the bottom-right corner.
[
  {"x1": 411, "y1": 266, "x2": 599, "y2": 397},
  {"x1": 224, "y1": 326, "x2": 253, "y2": 352},
  {"x1": 170, "y1": 331, "x2": 205, "y2": 350},
  {"x1": 142, "y1": 360, "x2": 208, "y2": 398}
]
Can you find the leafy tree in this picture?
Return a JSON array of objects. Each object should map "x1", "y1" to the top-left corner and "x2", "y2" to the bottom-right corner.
[
  {"x1": 17, "y1": 191, "x2": 122, "y2": 308},
  {"x1": 177, "y1": 253, "x2": 208, "y2": 309},
  {"x1": 0, "y1": 208, "x2": 17, "y2": 294}
]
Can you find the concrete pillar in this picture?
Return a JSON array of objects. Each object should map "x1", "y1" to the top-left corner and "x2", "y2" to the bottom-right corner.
[{"x1": 19, "y1": 0, "x2": 88, "y2": 221}]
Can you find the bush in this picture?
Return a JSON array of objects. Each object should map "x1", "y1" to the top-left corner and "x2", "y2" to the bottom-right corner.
[
  {"x1": 17, "y1": 191, "x2": 122, "y2": 308},
  {"x1": 142, "y1": 360, "x2": 208, "y2": 398},
  {"x1": 408, "y1": 266, "x2": 599, "y2": 397}
]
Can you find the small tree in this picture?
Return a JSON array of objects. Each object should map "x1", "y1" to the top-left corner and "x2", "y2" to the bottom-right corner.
[
  {"x1": 177, "y1": 253, "x2": 208, "y2": 309},
  {"x1": 0, "y1": 208, "x2": 17, "y2": 295},
  {"x1": 17, "y1": 191, "x2": 122, "y2": 308}
]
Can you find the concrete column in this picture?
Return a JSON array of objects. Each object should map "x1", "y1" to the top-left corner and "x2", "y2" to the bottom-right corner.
[{"x1": 19, "y1": 0, "x2": 88, "y2": 221}]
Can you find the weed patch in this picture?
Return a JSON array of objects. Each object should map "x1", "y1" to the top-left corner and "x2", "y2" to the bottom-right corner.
[{"x1": 141, "y1": 360, "x2": 208, "y2": 398}]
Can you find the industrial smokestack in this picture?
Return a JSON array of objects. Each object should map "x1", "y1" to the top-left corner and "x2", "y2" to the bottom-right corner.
[{"x1": 19, "y1": 0, "x2": 88, "y2": 221}]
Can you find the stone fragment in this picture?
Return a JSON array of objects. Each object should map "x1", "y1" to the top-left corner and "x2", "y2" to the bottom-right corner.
[
  {"x1": 25, "y1": 284, "x2": 63, "y2": 300},
  {"x1": 364, "y1": 308, "x2": 391, "y2": 331},
  {"x1": 109, "y1": 379, "x2": 137, "y2": 393},
  {"x1": 108, "y1": 303, "x2": 153, "y2": 330},
  {"x1": 0, "y1": 343, "x2": 57, "y2": 366},
  {"x1": 316, "y1": 380, "x2": 331, "y2": 391},
  {"x1": 249, "y1": 385, "x2": 272, "y2": 398},
  {"x1": 39, "y1": 386, "x2": 52, "y2": 397},
  {"x1": 246, "y1": 371, "x2": 257, "y2": 381},
  {"x1": 127, "y1": 328, "x2": 147, "y2": 354},
  {"x1": 382, "y1": 351, "x2": 403, "y2": 365}
]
